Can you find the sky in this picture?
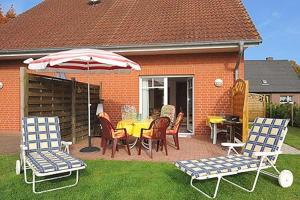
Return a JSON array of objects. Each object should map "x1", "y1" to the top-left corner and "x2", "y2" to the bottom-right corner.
[{"x1": 0, "y1": 0, "x2": 299, "y2": 63}]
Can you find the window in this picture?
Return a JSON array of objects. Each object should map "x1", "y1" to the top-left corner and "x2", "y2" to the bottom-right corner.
[
  {"x1": 261, "y1": 80, "x2": 269, "y2": 86},
  {"x1": 280, "y1": 95, "x2": 293, "y2": 104}
]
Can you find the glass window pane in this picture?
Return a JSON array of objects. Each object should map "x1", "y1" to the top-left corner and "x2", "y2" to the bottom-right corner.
[
  {"x1": 149, "y1": 88, "x2": 164, "y2": 119},
  {"x1": 148, "y1": 79, "x2": 152, "y2": 87},
  {"x1": 153, "y1": 78, "x2": 164, "y2": 87}
]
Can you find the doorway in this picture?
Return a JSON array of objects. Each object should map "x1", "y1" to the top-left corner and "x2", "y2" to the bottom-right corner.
[{"x1": 139, "y1": 76, "x2": 194, "y2": 135}]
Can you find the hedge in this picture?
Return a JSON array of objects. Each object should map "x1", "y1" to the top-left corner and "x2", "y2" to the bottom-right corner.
[{"x1": 266, "y1": 103, "x2": 300, "y2": 127}]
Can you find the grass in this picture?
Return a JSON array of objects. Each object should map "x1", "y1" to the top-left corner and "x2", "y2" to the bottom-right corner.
[
  {"x1": 285, "y1": 126, "x2": 300, "y2": 150},
  {"x1": 0, "y1": 154, "x2": 299, "y2": 200}
]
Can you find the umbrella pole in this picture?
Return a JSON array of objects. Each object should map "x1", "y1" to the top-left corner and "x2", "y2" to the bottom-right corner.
[
  {"x1": 80, "y1": 62, "x2": 100, "y2": 152},
  {"x1": 88, "y1": 81, "x2": 91, "y2": 145}
]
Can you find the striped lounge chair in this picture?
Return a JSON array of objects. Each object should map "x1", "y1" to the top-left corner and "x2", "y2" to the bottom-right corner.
[
  {"x1": 175, "y1": 117, "x2": 294, "y2": 198},
  {"x1": 16, "y1": 117, "x2": 86, "y2": 194}
]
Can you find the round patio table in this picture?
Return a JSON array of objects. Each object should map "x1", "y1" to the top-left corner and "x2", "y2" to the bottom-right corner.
[{"x1": 117, "y1": 119, "x2": 152, "y2": 149}]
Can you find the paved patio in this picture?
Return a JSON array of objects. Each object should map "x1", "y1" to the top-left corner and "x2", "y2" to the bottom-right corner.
[
  {"x1": 2, "y1": 133, "x2": 299, "y2": 162},
  {"x1": 70, "y1": 135, "x2": 226, "y2": 162},
  {"x1": 0, "y1": 133, "x2": 20, "y2": 155}
]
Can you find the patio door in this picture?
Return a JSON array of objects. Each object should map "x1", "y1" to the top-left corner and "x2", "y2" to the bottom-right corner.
[
  {"x1": 140, "y1": 77, "x2": 167, "y2": 119},
  {"x1": 139, "y1": 76, "x2": 194, "y2": 135},
  {"x1": 187, "y1": 78, "x2": 193, "y2": 132}
]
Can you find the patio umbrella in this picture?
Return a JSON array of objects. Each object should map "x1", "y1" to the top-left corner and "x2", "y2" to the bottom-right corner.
[{"x1": 24, "y1": 49, "x2": 141, "y2": 152}]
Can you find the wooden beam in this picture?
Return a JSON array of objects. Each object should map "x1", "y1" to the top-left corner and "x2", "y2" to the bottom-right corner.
[
  {"x1": 20, "y1": 67, "x2": 29, "y2": 118},
  {"x1": 71, "y1": 78, "x2": 76, "y2": 144}
]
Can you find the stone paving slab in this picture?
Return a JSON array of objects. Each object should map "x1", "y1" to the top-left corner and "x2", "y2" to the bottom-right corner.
[
  {"x1": 0, "y1": 133, "x2": 299, "y2": 162},
  {"x1": 281, "y1": 143, "x2": 300, "y2": 155},
  {"x1": 70, "y1": 135, "x2": 226, "y2": 162},
  {"x1": 0, "y1": 133, "x2": 20, "y2": 155}
]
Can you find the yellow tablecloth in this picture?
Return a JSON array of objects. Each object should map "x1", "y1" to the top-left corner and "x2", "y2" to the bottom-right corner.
[
  {"x1": 117, "y1": 119, "x2": 152, "y2": 138},
  {"x1": 206, "y1": 116, "x2": 225, "y2": 126}
]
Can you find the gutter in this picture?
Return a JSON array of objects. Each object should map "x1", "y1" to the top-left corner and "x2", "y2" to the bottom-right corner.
[
  {"x1": 0, "y1": 39, "x2": 261, "y2": 60},
  {"x1": 234, "y1": 41, "x2": 245, "y2": 81}
]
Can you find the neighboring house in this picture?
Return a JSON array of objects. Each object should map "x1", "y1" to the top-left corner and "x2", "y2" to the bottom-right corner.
[
  {"x1": 0, "y1": 0, "x2": 261, "y2": 136},
  {"x1": 245, "y1": 58, "x2": 300, "y2": 104}
]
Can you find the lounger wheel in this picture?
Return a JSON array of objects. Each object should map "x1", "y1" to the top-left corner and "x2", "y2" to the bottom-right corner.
[
  {"x1": 278, "y1": 170, "x2": 293, "y2": 188},
  {"x1": 16, "y1": 160, "x2": 22, "y2": 175}
]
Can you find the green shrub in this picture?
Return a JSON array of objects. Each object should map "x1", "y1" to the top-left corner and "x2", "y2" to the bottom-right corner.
[{"x1": 266, "y1": 103, "x2": 300, "y2": 127}]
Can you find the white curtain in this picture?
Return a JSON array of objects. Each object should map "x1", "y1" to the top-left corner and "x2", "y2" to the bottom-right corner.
[{"x1": 142, "y1": 80, "x2": 149, "y2": 119}]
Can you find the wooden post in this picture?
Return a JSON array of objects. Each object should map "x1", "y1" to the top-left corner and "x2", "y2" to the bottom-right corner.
[
  {"x1": 291, "y1": 103, "x2": 294, "y2": 127},
  {"x1": 20, "y1": 67, "x2": 29, "y2": 119},
  {"x1": 242, "y1": 80, "x2": 249, "y2": 142},
  {"x1": 263, "y1": 95, "x2": 266, "y2": 118},
  {"x1": 99, "y1": 81, "x2": 103, "y2": 100},
  {"x1": 71, "y1": 78, "x2": 76, "y2": 144}
]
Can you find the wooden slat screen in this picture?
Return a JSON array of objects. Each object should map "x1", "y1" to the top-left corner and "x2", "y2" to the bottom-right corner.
[
  {"x1": 24, "y1": 73, "x2": 100, "y2": 143},
  {"x1": 232, "y1": 79, "x2": 249, "y2": 142}
]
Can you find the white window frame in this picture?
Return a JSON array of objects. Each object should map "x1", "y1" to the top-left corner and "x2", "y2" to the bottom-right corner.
[{"x1": 279, "y1": 95, "x2": 293, "y2": 104}]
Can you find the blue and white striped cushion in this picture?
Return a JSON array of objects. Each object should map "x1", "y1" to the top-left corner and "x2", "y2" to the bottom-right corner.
[
  {"x1": 243, "y1": 118, "x2": 289, "y2": 160},
  {"x1": 26, "y1": 150, "x2": 85, "y2": 173},
  {"x1": 175, "y1": 155, "x2": 266, "y2": 179},
  {"x1": 22, "y1": 117, "x2": 61, "y2": 151}
]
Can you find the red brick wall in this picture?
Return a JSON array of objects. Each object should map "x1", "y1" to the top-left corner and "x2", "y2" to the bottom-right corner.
[
  {"x1": 0, "y1": 52, "x2": 244, "y2": 135},
  {"x1": 0, "y1": 61, "x2": 21, "y2": 134},
  {"x1": 67, "y1": 52, "x2": 244, "y2": 135},
  {"x1": 271, "y1": 93, "x2": 300, "y2": 104}
]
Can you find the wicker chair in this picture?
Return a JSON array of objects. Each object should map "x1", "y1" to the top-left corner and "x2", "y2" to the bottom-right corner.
[
  {"x1": 121, "y1": 105, "x2": 137, "y2": 120},
  {"x1": 166, "y1": 112, "x2": 184, "y2": 150},
  {"x1": 138, "y1": 117, "x2": 170, "y2": 158},
  {"x1": 160, "y1": 105, "x2": 176, "y2": 126},
  {"x1": 99, "y1": 116, "x2": 131, "y2": 158}
]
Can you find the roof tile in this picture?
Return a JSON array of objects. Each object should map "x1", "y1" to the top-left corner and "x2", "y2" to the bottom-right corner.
[{"x1": 0, "y1": 0, "x2": 261, "y2": 50}]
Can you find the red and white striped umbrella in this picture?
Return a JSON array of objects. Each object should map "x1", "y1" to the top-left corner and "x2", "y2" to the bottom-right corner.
[
  {"x1": 24, "y1": 48, "x2": 141, "y2": 152},
  {"x1": 24, "y1": 48, "x2": 141, "y2": 73}
]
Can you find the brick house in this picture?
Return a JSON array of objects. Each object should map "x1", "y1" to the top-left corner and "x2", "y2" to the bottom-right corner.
[
  {"x1": 0, "y1": 0, "x2": 261, "y2": 136},
  {"x1": 245, "y1": 58, "x2": 300, "y2": 104}
]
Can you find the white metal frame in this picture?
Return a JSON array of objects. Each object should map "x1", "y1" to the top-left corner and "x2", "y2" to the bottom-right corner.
[
  {"x1": 208, "y1": 122, "x2": 228, "y2": 144},
  {"x1": 186, "y1": 78, "x2": 193, "y2": 132},
  {"x1": 139, "y1": 75, "x2": 195, "y2": 135},
  {"x1": 187, "y1": 128, "x2": 288, "y2": 199},
  {"x1": 19, "y1": 142, "x2": 86, "y2": 194}
]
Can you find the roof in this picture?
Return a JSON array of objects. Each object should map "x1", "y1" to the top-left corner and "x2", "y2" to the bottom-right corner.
[
  {"x1": 245, "y1": 60, "x2": 300, "y2": 93},
  {"x1": 0, "y1": 0, "x2": 260, "y2": 52}
]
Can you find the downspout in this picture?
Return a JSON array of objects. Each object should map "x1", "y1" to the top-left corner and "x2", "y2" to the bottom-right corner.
[{"x1": 234, "y1": 41, "x2": 245, "y2": 81}]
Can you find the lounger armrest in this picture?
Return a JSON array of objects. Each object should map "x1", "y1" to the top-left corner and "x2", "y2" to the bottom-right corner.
[
  {"x1": 61, "y1": 141, "x2": 72, "y2": 146},
  {"x1": 222, "y1": 143, "x2": 245, "y2": 155},
  {"x1": 221, "y1": 143, "x2": 245, "y2": 147},
  {"x1": 20, "y1": 144, "x2": 28, "y2": 151},
  {"x1": 61, "y1": 141, "x2": 72, "y2": 153},
  {"x1": 253, "y1": 151, "x2": 282, "y2": 157}
]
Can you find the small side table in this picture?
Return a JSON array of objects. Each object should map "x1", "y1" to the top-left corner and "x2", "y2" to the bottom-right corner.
[
  {"x1": 223, "y1": 120, "x2": 241, "y2": 143},
  {"x1": 207, "y1": 116, "x2": 226, "y2": 144}
]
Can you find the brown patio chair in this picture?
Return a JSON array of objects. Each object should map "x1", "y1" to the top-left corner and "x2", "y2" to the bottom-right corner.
[
  {"x1": 99, "y1": 116, "x2": 131, "y2": 158},
  {"x1": 138, "y1": 117, "x2": 170, "y2": 159},
  {"x1": 166, "y1": 112, "x2": 184, "y2": 150},
  {"x1": 98, "y1": 112, "x2": 111, "y2": 122}
]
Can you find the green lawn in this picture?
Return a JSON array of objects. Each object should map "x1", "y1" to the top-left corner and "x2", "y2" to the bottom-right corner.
[
  {"x1": 0, "y1": 154, "x2": 299, "y2": 200},
  {"x1": 285, "y1": 126, "x2": 300, "y2": 150}
]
